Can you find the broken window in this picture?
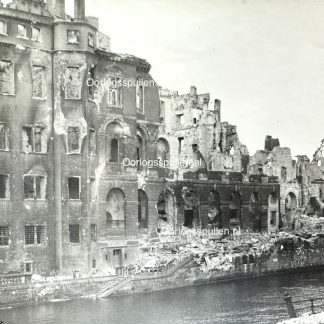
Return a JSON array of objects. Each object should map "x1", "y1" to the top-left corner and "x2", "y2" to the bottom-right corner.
[
  {"x1": 0, "y1": 60, "x2": 14, "y2": 95},
  {"x1": 31, "y1": 26, "x2": 41, "y2": 42},
  {"x1": 24, "y1": 262, "x2": 33, "y2": 273},
  {"x1": 32, "y1": 66, "x2": 46, "y2": 98},
  {"x1": 69, "y1": 224, "x2": 80, "y2": 243},
  {"x1": 0, "y1": 20, "x2": 7, "y2": 35},
  {"x1": 24, "y1": 175, "x2": 46, "y2": 200},
  {"x1": 22, "y1": 126, "x2": 46, "y2": 153},
  {"x1": 17, "y1": 24, "x2": 27, "y2": 38},
  {"x1": 89, "y1": 129, "x2": 96, "y2": 155},
  {"x1": 178, "y1": 137, "x2": 184, "y2": 154},
  {"x1": 136, "y1": 84, "x2": 144, "y2": 113},
  {"x1": 90, "y1": 224, "x2": 97, "y2": 242},
  {"x1": 110, "y1": 138, "x2": 119, "y2": 162},
  {"x1": 65, "y1": 67, "x2": 81, "y2": 99},
  {"x1": 193, "y1": 118, "x2": 197, "y2": 125},
  {"x1": 0, "y1": 226, "x2": 9, "y2": 246},
  {"x1": 68, "y1": 177, "x2": 80, "y2": 199},
  {"x1": 113, "y1": 249, "x2": 121, "y2": 256},
  {"x1": 157, "y1": 138, "x2": 170, "y2": 162},
  {"x1": 281, "y1": 167, "x2": 287, "y2": 181},
  {"x1": 90, "y1": 178, "x2": 97, "y2": 201},
  {"x1": 108, "y1": 77, "x2": 122, "y2": 108},
  {"x1": 88, "y1": 33, "x2": 94, "y2": 47},
  {"x1": 192, "y1": 144, "x2": 198, "y2": 153},
  {"x1": 67, "y1": 127, "x2": 81, "y2": 153},
  {"x1": 0, "y1": 123, "x2": 9, "y2": 150},
  {"x1": 88, "y1": 65, "x2": 96, "y2": 98},
  {"x1": 177, "y1": 114, "x2": 183, "y2": 126},
  {"x1": 0, "y1": 175, "x2": 9, "y2": 199},
  {"x1": 25, "y1": 225, "x2": 45, "y2": 245},
  {"x1": 270, "y1": 211, "x2": 277, "y2": 226},
  {"x1": 66, "y1": 30, "x2": 80, "y2": 44}
]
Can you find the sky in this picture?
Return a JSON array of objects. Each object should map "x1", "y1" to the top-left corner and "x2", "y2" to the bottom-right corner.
[{"x1": 66, "y1": 0, "x2": 324, "y2": 158}]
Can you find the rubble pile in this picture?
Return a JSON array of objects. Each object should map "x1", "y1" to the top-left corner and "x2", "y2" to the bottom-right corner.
[
  {"x1": 135, "y1": 229, "x2": 296, "y2": 274},
  {"x1": 293, "y1": 214, "x2": 324, "y2": 233}
]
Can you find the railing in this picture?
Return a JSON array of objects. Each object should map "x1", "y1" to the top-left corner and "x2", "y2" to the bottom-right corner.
[
  {"x1": 284, "y1": 292, "x2": 324, "y2": 318},
  {"x1": 0, "y1": 273, "x2": 32, "y2": 287}
]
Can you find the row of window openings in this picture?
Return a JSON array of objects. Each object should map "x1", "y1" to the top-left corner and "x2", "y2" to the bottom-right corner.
[
  {"x1": 176, "y1": 114, "x2": 197, "y2": 126},
  {"x1": 0, "y1": 224, "x2": 94, "y2": 246},
  {"x1": 0, "y1": 20, "x2": 42, "y2": 42},
  {"x1": 0, "y1": 124, "x2": 96, "y2": 154},
  {"x1": 0, "y1": 20, "x2": 96, "y2": 48},
  {"x1": 0, "y1": 175, "x2": 97, "y2": 201},
  {"x1": 1, "y1": 124, "x2": 164, "y2": 165},
  {"x1": 0, "y1": 225, "x2": 45, "y2": 246},
  {"x1": 0, "y1": 62, "x2": 145, "y2": 112}
]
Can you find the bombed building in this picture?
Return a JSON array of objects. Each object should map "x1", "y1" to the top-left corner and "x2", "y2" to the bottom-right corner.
[
  {"x1": 1, "y1": 0, "x2": 320, "y2": 278},
  {"x1": 248, "y1": 136, "x2": 324, "y2": 226}
]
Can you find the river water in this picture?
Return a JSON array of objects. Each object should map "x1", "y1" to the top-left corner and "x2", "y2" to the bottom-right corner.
[{"x1": 2, "y1": 271, "x2": 324, "y2": 324}]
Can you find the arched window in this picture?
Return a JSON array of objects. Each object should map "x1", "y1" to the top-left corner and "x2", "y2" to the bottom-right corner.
[
  {"x1": 229, "y1": 192, "x2": 241, "y2": 221},
  {"x1": 106, "y1": 122, "x2": 124, "y2": 163},
  {"x1": 250, "y1": 192, "x2": 262, "y2": 232},
  {"x1": 183, "y1": 189, "x2": 199, "y2": 228},
  {"x1": 156, "y1": 190, "x2": 178, "y2": 232},
  {"x1": 106, "y1": 188, "x2": 126, "y2": 235},
  {"x1": 138, "y1": 189, "x2": 148, "y2": 230},
  {"x1": 157, "y1": 138, "x2": 170, "y2": 162}
]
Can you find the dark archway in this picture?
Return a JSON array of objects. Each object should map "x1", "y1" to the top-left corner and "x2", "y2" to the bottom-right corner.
[
  {"x1": 183, "y1": 189, "x2": 199, "y2": 228},
  {"x1": 207, "y1": 191, "x2": 221, "y2": 228},
  {"x1": 249, "y1": 192, "x2": 262, "y2": 232},
  {"x1": 229, "y1": 191, "x2": 241, "y2": 228},
  {"x1": 157, "y1": 138, "x2": 170, "y2": 163}
]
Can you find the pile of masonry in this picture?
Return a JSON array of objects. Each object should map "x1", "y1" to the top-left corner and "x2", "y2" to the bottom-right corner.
[{"x1": 134, "y1": 214, "x2": 324, "y2": 274}]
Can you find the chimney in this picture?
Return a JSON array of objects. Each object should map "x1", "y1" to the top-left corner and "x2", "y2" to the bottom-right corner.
[
  {"x1": 46, "y1": 0, "x2": 65, "y2": 18},
  {"x1": 214, "y1": 99, "x2": 221, "y2": 121},
  {"x1": 74, "y1": 0, "x2": 85, "y2": 20}
]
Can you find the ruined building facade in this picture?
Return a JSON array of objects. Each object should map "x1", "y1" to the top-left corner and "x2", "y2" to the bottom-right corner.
[
  {"x1": 248, "y1": 136, "x2": 324, "y2": 227},
  {"x1": 1, "y1": 0, "x2": 315, "y2": 277}
]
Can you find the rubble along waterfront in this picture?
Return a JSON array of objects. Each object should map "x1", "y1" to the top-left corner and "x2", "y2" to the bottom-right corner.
[{"x1": 1, "y1": 213, "x2": 324, "y2": 305}]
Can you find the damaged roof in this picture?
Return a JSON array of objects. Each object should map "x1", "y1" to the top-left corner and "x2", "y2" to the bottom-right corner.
[{"x1": 94, "y1": 49, "x2": 151, "y2": 72}]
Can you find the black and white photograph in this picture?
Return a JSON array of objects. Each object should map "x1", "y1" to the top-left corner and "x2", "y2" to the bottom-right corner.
[{"x1": 1, "y1": 0, "x2": 324, "y2": 323}]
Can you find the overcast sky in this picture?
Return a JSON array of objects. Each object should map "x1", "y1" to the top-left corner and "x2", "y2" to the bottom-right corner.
[{"x1": 67, "y1": 0, "x2": 324, "y2": 159}]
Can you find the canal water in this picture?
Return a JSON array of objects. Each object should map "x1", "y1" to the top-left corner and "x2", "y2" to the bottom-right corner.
[{"x1": 2, "y1": 271, "x2": 324, "y2": 324}]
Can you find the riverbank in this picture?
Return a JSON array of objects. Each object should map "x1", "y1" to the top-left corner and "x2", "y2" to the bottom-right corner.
[
  {"x1": 2, "y1": 229, "x2": 324, "y2": 306},
  {"x1": 2, "y1": 271, "x2": 324, "y2": 324}
]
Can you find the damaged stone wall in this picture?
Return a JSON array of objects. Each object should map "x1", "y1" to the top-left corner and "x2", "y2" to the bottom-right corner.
[
  {"x1": 159, "y1": 86, "x2": 249, "y2": 178},
  {"x1": 249, "y1": 137, "x2": 324, "y2": 225},
  {"x1": 0, "y1": 11, "x2": 55, "y2": 275}
]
